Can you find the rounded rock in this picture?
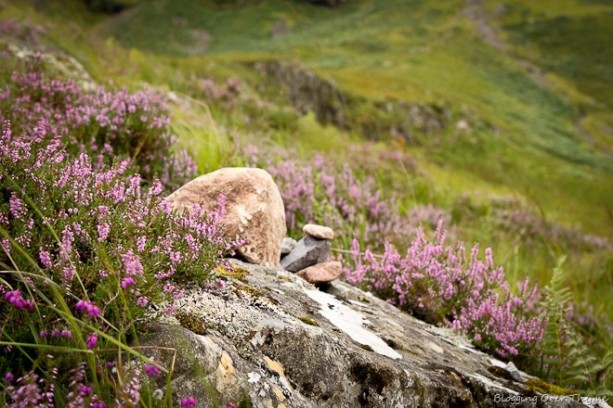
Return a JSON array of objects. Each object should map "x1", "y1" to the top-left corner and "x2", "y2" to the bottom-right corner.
[
  {"x1": 297, "y1": 261, "x2": 342, "y2": 285},
  {"x1": 302, "y1": 223, "x2": 335, "y2": 240},
  {"x1": 166, "y1": 167, "x2": 286, "y2": 267},
  {"x1": 281, "y1": 237, "x2": 297, "y2": 256}
]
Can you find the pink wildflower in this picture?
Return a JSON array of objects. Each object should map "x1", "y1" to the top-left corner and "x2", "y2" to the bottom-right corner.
[
  {"x1": 4, "y1": 290, "x2": 34, "y2": 311},
  {"x1": 121, "y1": 277, "x2": 136, "y2": 289},
  {"x1": 145, "y1": 364, "x2": 161, "y2": 377},
  {"x1": 181, "y1": 397, "x2": 197, "y2": 408},
  {"x1": 75, "y1": 299, "x2": 101, "y2": 318},
  {"x1": 86, "y1": 333, "x2": 98, "y2": 349}
]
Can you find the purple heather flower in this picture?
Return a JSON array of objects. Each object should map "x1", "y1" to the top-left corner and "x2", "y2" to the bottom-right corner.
[
  {"x1": 4, "y1": 290, "x2": 35, "y2": 311},
  {"x1": 75, "y1": 299, "x2": 101, "y2": 318},
  {"x1": 136, "y1": 236, "x2": 147, "y2": 252},
  {"x1": 345, "y1": 222, "x2": 547, "y2": 359},
  {"x1": 9, "y1": 193, "x2": 26, "y2": 219},
  {"x1": 145, "y1": 364, "x2": 161, "y2": 377},
  {"x1": 39, "y1": 250, "x2": 52, "y2": 268},
  {"x1": 79, "y1": 384, "x2": 92, "y2": 396},
  {"x1": 86, "y1": 333, "x2": 98, "y2": 349},
  {"x1": 121, "y1": 277, "x2": 136, "y2": 289},
  {"x1": 122, "y1": 250, "x2": 144, "y2": 277},
  {"x1": 181, "y1": 397, "x2": 197, "y2": 408},
  {"x1": 97, "y1": 223, "x2": 110, "y2": 242}
]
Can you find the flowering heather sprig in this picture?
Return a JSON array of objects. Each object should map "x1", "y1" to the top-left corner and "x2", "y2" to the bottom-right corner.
[
  {"x1": 181, "y1": 397, "x2": 197, "y2": 408},
  {"x1": 4, "y1": 290, "x2": 35, "y2": 311},
  {"x1": 119, "y1": 368, "x2": 141, "y2": 407},
  {"x1": 65, "y1": 364, "x2": 93, "y2": 408},
  {"x1": 4, "y1": 372, "x2": 55, "y2": 408},
  {"x1": 145, "y1": 364, "x2": 161, "y2": 377},
  {"x1": 39, "y1": 328, "x2": 72, "y2": 339},
  {"x1": 86, "y1": 333, "x2": 98, "y2": 350},
  {"x1": 121, "y1": 277, "x2": 136, "y2": 289},
  {"x1": 75, "y1": 299, "x2": 101, "y2": 318},
  {"x1": 345, "y1": 221, "x2": 547, "y2": 358}
]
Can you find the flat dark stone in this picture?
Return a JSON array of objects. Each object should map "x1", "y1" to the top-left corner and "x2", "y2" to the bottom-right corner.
[{"x1": 281, "y1": 236, "x2": 331, "y2": 272}]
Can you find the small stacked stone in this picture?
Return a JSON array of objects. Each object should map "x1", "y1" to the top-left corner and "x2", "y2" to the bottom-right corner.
[
  {"x1": 297, "y1": 261, "x2": 342, "y2": 286},
  {"x1": 280, "y1": 237, "x2": 297, "y2": 255},
  {"x1": 280, "y1": 236, "x2": 330, "y2": 272},
  {"x1": 302, "y1": 223, "x2": 335, "y2": 240},
  {"x1": 281, "y1": 223, "x2": 341, "y2": 286}
]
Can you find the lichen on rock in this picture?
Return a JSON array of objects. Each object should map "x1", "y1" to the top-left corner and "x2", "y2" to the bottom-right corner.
[{"x1": 142, "y1": 259, "x2": 588, "y2": 407}]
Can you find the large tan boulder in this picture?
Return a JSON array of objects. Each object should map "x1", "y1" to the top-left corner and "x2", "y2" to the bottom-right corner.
[{"x1": 166, "y1": 168, "x2": 286, "y2": 266}]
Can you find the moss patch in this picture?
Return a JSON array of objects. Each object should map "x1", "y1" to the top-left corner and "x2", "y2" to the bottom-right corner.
[
  {"x1": 359, "y1": 344, "x2": 374, "y2": 352},
  {"x1": 214, "y1": 265, "x2": 249, "y2": 282},
  {"x1": 234, "y1": 282, "x2": 267, "y2": 298},
  {"x1": 175, "y1": 311, "x2": 208, "y2": 335},
  {"x1": 526, "y1": 378, "x2": 575, "y2": 396},
  {"x1": 298, "y1": 316, "x2": 319, "y2": 326}
]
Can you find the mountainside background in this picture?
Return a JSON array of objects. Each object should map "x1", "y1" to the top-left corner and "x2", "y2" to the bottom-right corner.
[{"x1": 1, "y1": 0, "x2": 611, "y2": 398}]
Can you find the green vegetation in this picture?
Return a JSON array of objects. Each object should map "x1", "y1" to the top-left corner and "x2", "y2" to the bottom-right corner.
[
  {"x1": 1, "y1": 0, "x2": 611, "y2": 397},
  {"x1": 298, "y1": 316, "x2": 319, "y2": 326}
]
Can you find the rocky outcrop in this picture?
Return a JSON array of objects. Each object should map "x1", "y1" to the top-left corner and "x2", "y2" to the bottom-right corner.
[
  {"x1": 254, "y1": 61, "x2": 348, "y2": 128},
  {"x1": 144, "y1": 259, "x2": 591, "y2": 408},
  {"x1": 254, "y1": 60, "x2": 454, "y2": 142},
  {"x1": 166, "y1": 168, "x2": 286, "y2": 267}
]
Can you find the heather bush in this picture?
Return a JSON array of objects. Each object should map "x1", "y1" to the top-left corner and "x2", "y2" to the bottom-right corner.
[
  {"x1": 494, "y1": 205, "x2": 611, "y2": 252},
  {"x1": 245, "y1": 146, "x2": 450, "y2": 251},
  {"x1": 344, "y1": 221, "x2": 547, "y2": 359},
  {"x1": 0, "y1": 20, "x2": 42, "y2": 44},
  {"x1": 0, "y1": 64, "x2": 236, "y2": 406},
  {"x1": 0, "y1": 59, "x2": 197, "y2": 191}
]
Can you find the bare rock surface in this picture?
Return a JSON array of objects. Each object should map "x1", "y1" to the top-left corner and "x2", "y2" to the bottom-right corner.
[
  {"x1": 144, "y1": 259, "x2": 588, "y2": 408},
  {"x1": 297, "y1": 261, "x2": 342, "y2": 285},
  {"x1": 166, "y1": 168, "x2": 286, "y2": 266},
  {"x1": 302, "y1": 223, "x2": 335, "y2": 240},
  {"x1": 280, "y1": 237, "x2": 297, "y2": 255},
  {"x1": 281, "y1": 236, "x2": 331, "y2": 272}
]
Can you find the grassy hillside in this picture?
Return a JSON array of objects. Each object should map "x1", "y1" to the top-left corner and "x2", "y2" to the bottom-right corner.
[
  {"x1": 1, "y1": 0, "x2": 611, "y2": 392},
  {"x1": 95, "y1": 0, "x2": 613, "y2": 234}
]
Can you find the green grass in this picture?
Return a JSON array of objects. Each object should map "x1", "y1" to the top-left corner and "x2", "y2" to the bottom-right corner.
[{"x1": 86, "y1": 0, "x2": 613, "y2": 236}]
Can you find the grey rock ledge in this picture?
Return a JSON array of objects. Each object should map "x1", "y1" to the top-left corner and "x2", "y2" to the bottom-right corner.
[{"x1": 144, "y1": 259, "x2": 591, "y2": 408}]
